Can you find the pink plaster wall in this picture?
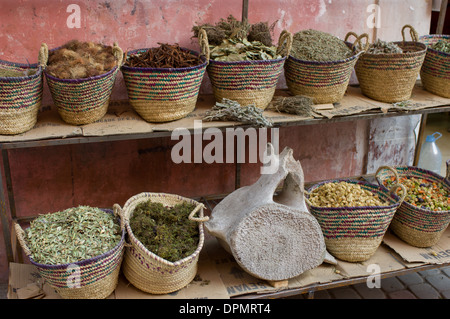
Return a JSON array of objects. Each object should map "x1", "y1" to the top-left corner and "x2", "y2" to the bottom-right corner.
[{"x1": 0, "y1": 0, "x2": 432, "y2": 283}]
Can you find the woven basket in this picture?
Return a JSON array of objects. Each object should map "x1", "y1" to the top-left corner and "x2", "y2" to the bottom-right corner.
[
  {"x1": 419, "y1": 34, "x2": 450, "y2": 98},
  {"x1": 354, "y1": 25, "x2": 427, "y2": 103},
  {"x1": 376, "y1": 162, "x2": 450, "y2": 248},
  {"x1": 14, "y1": 208, "x2": 125, "y2": 299},
  {"x1": 115, "y1": 192, "x2": 209, "y2": 294},
  {"x1": 0, "y1": 57, "x2": 43, "y2": 135},
  {"x1": 284, "y1": 32, "x2": 366, "y2": 104},
  {"x1": 41, "y1": 42, "x2": 123, "y2": 125},
  {"x1": 199, "y1": 29, "x2": 292, "y2": 110},
  {"x1": 121, "y1": 48, "x2": 207, "y2": 122},
  {"x1": 306, "y1": 178, "x2": 405, "y2": 262}
]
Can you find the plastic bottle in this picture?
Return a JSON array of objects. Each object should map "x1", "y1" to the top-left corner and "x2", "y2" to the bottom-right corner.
[{"x1": 417, "y1": 132, "x2": 442, "y2": 175}]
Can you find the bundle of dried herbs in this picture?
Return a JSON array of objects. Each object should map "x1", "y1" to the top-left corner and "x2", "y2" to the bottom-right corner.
[
  {"x1": 203, "y1": 98, "x2": 273, "y2": 127},
  {"x1": 366, "y1": 39, "x2": 403, "y2": 54},
  {"x1": 125, "y1": 43, "x2": 202, "y2": 68},
  {"x1": 192, "y1": 15, "x2": 251, "y2": 45},
  {"x1": 209, "y1": 38, "x2": 281, "y2": 61},
  {"x1": 25, "y1": 206, "x2": 122, "y2": 265},
  {"x1": 291, "y1": 29, "x2": 352, "y2": 61},
  {"x1": 129, "y1": 200, "x2": 199, "y2": 262},
  {"x1": 430, "y1": 39, "x2": 450, "y2": 54},
  {"x1": 268, "y1": 95, "x2": 320, "y2": 118},
  {"x1": 248, "y1": 21, "x2": 277, "y2": 46}
]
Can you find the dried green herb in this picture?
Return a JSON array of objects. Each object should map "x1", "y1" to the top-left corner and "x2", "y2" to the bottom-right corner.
[
  {"x1": 291, "y1": 29, "x2": 352, "y2": 61},
  {"x1": 209, "y1": 38, "x2": 281, "y2": 61},
  {"x1": 129, "y1": 201, "x2": 199, "y2": 262},
  {"x1": 430, "y1": 39, "x2": 450, "y2": 54},
  {"x1": 269, "y1": 95, "x2": 320, "y2": 118},
  {"x1": 366, "y1": 39, "x2": 403, "y2": 54},
  {"x1": 0, "y1": 68, "x2": 36, "y2": 78},
  {"x1": 25, "y1": 206, "x2": 122, "y2": 265},
  {"x1": 203, "y1": 98, "x2": 273, "y2": 127}
]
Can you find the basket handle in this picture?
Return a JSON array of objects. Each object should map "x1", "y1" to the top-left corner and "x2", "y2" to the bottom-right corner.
[
  {"x1": 375, "y1": 165, "x2": 399, "y2": 186},
  {"x1": 38, "y1": 43, "x2": 49, "y2": 68},
  {"x1": 389, "y1": 183, "x2": 407, "y2": 204},
  {"x1": 446, "y1": 159, "x2": 450, "y2": 182},
  {"x1": 13, "y1": 222, "x2": 32, "y2": 257},
  {"x1": 112, "y1": 42, "x2": 124, "y2": 67},
  {"x1": 276, "y1": 30, "x2": 293, "y2": 57},
  {"x1": 188, "y1": 203, "x2": 209, "y2": 223},
  {"x1": 113, "y1": 203, "x2": 126, "y2": 230},
  {"x1": 401, "y1": 24, "x2": 419, "y2": 42},
  {"x1": 198, "y1": 28, "x2": 210, "y2": 62},
  {"x1": 344, "y1": 32, "x2": 370, "y2": 52}
]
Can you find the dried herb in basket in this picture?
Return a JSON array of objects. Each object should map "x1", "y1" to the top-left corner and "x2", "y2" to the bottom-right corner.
[
  {"x1": 366, "y1": 39, "x2": 403, "y2": 54},
  {"x1": 430, "y1": 39, "x2": 450, "y2": 54},
  {"x1": 129, "y1": 200, "x2": 199, "y2": 262},
  {"x1": 25, "y1": 206, "x2": 122, "y2": 265},
  {"x1": 125, "y1": 43, "x2": 202, "y2": 68}
]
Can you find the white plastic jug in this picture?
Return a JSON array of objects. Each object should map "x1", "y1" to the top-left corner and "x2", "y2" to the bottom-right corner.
[{"x1": 417, "y1": 132, "x2": 442, "y2": 175}]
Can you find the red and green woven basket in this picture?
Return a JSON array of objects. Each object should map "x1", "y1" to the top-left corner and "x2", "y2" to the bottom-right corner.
[
  {"x1": 0, "y1": 59, "x2": 43, "y2": 135},
  {"x1": 376, "y1": 162, "x2": 450, "y2": 248},
  {"x1": 419, "y1": 34, "x2": 450, "y2": 98}
]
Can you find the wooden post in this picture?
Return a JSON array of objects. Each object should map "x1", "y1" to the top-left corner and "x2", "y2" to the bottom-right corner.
[
  {"x1": 437, "y1": 0, "x2": 448, "y2": 34},
  {"x1": 242, "y1": 0, "x2": 249, "y2": 22}
]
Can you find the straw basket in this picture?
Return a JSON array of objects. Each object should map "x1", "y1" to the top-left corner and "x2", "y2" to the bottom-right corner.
[
  {"x1": 419, "y1": 34, "x2": 450, "y2": 98},
  {"x1": 354, "y1": 25, "x2": 427, "y2": 103},
  {"x1": 41, "y1": 42, "x2": 123, "y2": 125},
  {"x1": 284, "y1": 32, "x2": 366, "y2": 104},
  {"x1": 0, "y1": 55, "x2": 44, "y2": 135},
  {"x1": 14, "y1": 209, "x2": 125, "y2": 299},
  {"x1": 121, "y1": 48, "x2": 207, "y2": 122},
  {"x1": 115, "y1": 192, "x2": 209, "y2": 294},
  {"x1": 199, "y1": 29, "x2": 292, "y2": 110},
  {"x1": 306, "y1": 178, "x2": 406, "y2": 262},
  {"x1": 376, "y1": 162, "x2": 450, "y2": 248}
]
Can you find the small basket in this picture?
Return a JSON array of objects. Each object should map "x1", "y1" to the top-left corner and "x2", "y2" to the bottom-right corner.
[
  {"x1": 306, "y1": 178, "x2": 406, "y2": 262},
  {"x1": 199, "y1": 29, "x2": 292, "y2": 110},
  {"x1": 284, "y1": 32, "x2": 366, "y2": 104},
  {"x1": 115, "y1": 192, "x2": 209, "y2": 294},
  {"x1": 121, "y1": 48, "x2": 208, "y2": 122},
  {"x1": 14, "y1": 208, "x2": 125, "y2": 299},
  {"x1": 41, "y1": 42, "x2": 123, "y2": 125},
  {"x1": 0, "y1": 57, "x2": 43, "y2": 135},
  {"x1": 354, "y1": 25, "x2": 427, "y2": 103},
  {"x1": 419, "y1": 34, "x2": 450, "y2": 98},
  {"x1": 376, "y1": 162, "x2": 450, "y2": 248}
]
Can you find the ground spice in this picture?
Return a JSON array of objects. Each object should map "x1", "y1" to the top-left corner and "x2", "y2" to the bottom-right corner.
[
  {"x1": 124, "y1": 43, "x2": 202, "y2": 68},
  {"x1": 129, "y1": 200, "x2": 199, "y2": 262},
  {"x1": 291, "y1": 29, "x2": 352, "y2": 61}
]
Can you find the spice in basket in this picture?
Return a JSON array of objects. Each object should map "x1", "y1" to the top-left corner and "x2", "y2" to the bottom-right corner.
[
  {"x1": 430, "y1": 39, "x2": 450, "y2": 54},
  {"x1": 45, "y1": 40, "x2": 118, "y2": 79},
  {"x1": 192, "y1": 15, "x2": 252, "y2": 46},
  {"x1": 0, "y1": 68, "x2": 36, "y2": 78},
  {"x1": 209, "y1": 37, "x2": 281, "y2": 61},
  {"x1": 124, "y1": 43, "x2": 203, "y2": 68},
  {"x1": 308, "y1": 181, "x2": 389, "y2": 208},
  {"x1": 383, "y1": 176, "x2": 450, "y2": 211},
  {"x1": 366, "y1": 39, "x2": 403, "y2": 54},
  {"x1": 129, "y1": 200, "x2": 199, "y2": 262},
  {"x1": 291, "y1": 29, "x2": 352, "y2": 61},
  {"x1": 25, "y1": 206, "x2": 122, "y2": 265}
]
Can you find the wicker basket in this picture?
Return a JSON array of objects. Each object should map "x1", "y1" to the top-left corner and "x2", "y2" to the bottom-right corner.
[
  {"x1": 0, "y1": 57, "x2": 43, "y2": 135},
  {"x1": 419, "y1": 34, "x2": 450, "y2": 98},
  {"x1": 121, "y1": 48, "x2": 207, "y2": 122},
  {"x1": 306, "y1": 178, "x2": 405, "y2": 262},
  {"x1": 284, "y1": 32, "x2": 366, "y2": 104},
  {"x1": 115, "y1": 192, "x2": 209, "y2": 294},
  {"x1": 376, "y1": 162, "x2": 450, "y2": 248},
  {"x1": 41, "y1": 42, "x2": 123, "y2": 125},
  {"x1": 199, "y1": 29, "x2": 292, "y2": 110},
  {"x1": 14, "y1": 208, "x2": 125, "y2": 299},
  {"x1": 354, "y1": 25, "x2": 427, "y2": 103}
]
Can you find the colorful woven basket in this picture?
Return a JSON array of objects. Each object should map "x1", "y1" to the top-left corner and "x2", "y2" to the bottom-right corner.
[
  {"x1": 354, "y1": 25, "x2": 427, "y2": 103},
  {"x1": 284, "y1": 32, "x2": 366, "y2": 104},
  {"x1": 0, "y1": 57, "x2": 43, "y2": 135},
  {"x1": 115, "y1": 192, "x2": 209, "y2": 294},
  {"x1": 14, "y1": 208, "x2": 125, "y2": 299},
  {"x1": 121, "y1": 48, "x2": 207, "y2": 122},
  {"x1": 41, "y1": 42, "x2": 123, "y2": 125},
  {"x1": 376, "y1": 162, "x2": 450, "y2": 248},
  {"x1": 199, "y1": 29, "x2": 292, "y2": 110},
  {"x1": 419, "y1": 34, "x2": 450, "y2": 98},
  {"x1": 306, "y1": 178, "x2": 405, "y2": 262}
]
